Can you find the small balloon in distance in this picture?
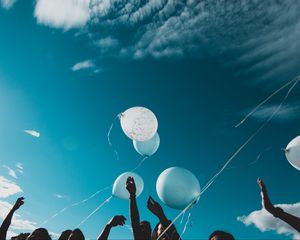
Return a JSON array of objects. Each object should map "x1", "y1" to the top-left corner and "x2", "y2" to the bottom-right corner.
[{"x1": 285, "y1": 135, "x2": 300, "y2": 171}]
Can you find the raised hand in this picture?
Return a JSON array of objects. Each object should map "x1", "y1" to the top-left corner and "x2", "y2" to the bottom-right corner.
[
  {"x1": 147, "y1": 196, "x2": 164, "y2": 217},
  {"x1": 108, "y1": 215, "x2": 126, "y2": 228},
  {"x1": 12, "y1": 197, "x2": 24, "y2": 211},
  {"x1": 126, "y1": 177, "x2": 136, "y2": 197},
  {"x1": 257, "y1": 178, "x2": 275, "y2": 213}
]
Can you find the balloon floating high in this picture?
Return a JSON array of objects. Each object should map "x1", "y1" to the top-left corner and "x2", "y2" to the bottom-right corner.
[
  {"x1": 112, "y1": 172, "x2": 144, "y2": 200},
  {"x1": 156, "y1": 167, "x2": 200, "y2": 210},
  {"x1": 133, "y1": 132, "x2": 160, "y2": 157},
  {"x1": 285, "y1": 136, "x2": 300, "y2": 171},
  {"x1": 120, "y1": 107, "x2": 158, "y2": 142}
]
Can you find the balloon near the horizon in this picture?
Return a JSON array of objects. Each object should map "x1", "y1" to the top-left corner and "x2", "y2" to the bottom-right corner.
[
  {"x1": 112, "y1": 172, "x2": 144, "y2": 200},
  {"x1": 285, "y1": 136, "x2": 300, "y2": 171},
  {"x1": 156, "y1": 167, "x2": 200, "y2": 210},
  {"x1": 133, "y1": 132, "x2": 160, "y2": 157},
  {"x1": 120, "y1": 107, "x2": 158, "y2": 142}
]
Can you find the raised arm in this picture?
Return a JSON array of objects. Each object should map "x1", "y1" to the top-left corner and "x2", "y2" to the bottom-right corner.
[
  {"x1": 0, "y1": 197, "x2": 24, "y2": 240},
  {"x1": 258, "y1": 178, "x2": 300, "y2": 233},
  {"x1": 126, "y1": 177, "x2": 142, "y2": 240},
  {"x1": 97, "y1": 215, "x2": 126, "y2": 240},
  {"x1": 147, "y1": 196, "x2": 181, "y2": 240}
]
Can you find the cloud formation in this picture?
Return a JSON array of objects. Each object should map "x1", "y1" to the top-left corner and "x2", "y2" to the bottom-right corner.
[
  {"x1": 0, "y1": 0, "x2": 16, "y2": 9},
  {"x1": 34, "y1": 0, "x2": 90, "y2": 30},
  {"x1": 3, "y1": 165, "x2": 17, "y2": 179},
  {"x1": 238, "y1": 203, "x2": 300, "y2": 240},
  {"x1": 71, "y1": 59, "x2": 95, "y2": 71},
  {"x1": 24, "y1": 130, "x2": 40, "y2": 138},
  {"x1": 0, "y1": 176, "x2": 22, "y2": 198}
]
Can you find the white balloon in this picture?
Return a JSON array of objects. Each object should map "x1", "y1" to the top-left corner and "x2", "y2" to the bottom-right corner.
[
  {"x1": 112, "y1": 172, "x2": 144, "y2": 200},
  {"x1": 133, "y1": 132, "x2": 160, "y2": 157},
  {"x1": 120, "y1": 107, "x2": 158, "y2": 142},
  {"x1": 156, "y1": 167, "x2": 200, "y2": 210},
  {"x1": 285, "y1": 136, "x2": 300, "y2": 171}
]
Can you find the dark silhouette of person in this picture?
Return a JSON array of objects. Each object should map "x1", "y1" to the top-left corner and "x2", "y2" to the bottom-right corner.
[
  {"x1": 97, "y1": 215, "x2": 126, "y2": 240},
  {"x1": 0, "y1": 197, "x2": 24, "y2": 240},
  {"x1": 147, "y1": 197, "x2": 180, "y2": 240},
  {"x1": 126, "y1": 177, "x2": 180, "y2": 240},
  {"x1": 126, "y1": 176, "x2": 152, "y2": 240},
  {"x1": 11, "y1": 233, "x2": 30, "y2": 240},
  {"x1": 68, "y1": 229, "x2": 85, "y2": 240},
  {"x1": 258, "y1": 178, "x2": 300, "y2": 233},
  {"x1": 26, "y1": 228, "x2": 51, "y2": 240},
  {"x1": 58, "y1": 230, "x2": 72, "y2": 240},
  {"x1": 208, "y1": 230, "x2": 235, "y2": 240}
]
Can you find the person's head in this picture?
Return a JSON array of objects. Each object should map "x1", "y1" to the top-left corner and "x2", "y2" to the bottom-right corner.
[
  {"x1": 26, "y1": 228, "x2": 51, "y2": 240},
  {"x1": 58, "y1": 230, "x2": 72, "y2": 240},
  {"x1": 11, "y1": 233, "x2": 30, "y2": 240},
  {"x1": 68, "y1": 229, "x2": 85, "y2": 240},
  {"x1": 209, "y1": 230, "x2": 234, "y2": 240},
  {"x1": 140, "y1": 220, "x2": 151, "y2": 240},
  {"x1": 151, "y1": 223, "x2": 170, "y2": 240}
]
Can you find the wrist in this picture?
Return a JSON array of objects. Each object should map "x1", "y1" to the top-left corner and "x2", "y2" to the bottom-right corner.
[
  {"x1": 272, "y1": 207, "x2": 284, "y2": 218},
  {"x1": 129, "y1": 193, "x2": 136, "y2": 199}
]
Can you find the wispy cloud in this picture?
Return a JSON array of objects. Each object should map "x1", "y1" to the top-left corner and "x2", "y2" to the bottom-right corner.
[
  {"x1": 0, "y1": 0, "x2": 16, "y2": 9},
  {"x1": 0, "y1": 176, "x2": 22, "y2": 198},
  {"x1": 241, "y1": 102, "x2": 300, "y2": 122},
  {"x1": 71, "y1": 60, "x2": 95, "y2": 71},
  {"x1": 3, "y1": 165, "x2": 17, "y2": 179},
  {"x1": 53, "y1": 193, "x2": 69, "y2": 200},
  {"x1": 34, "y1": 0, "x2": 90, "y2": 30},
  {"x1": 15, "y1": 162, "x2": 23, "y2": 174},
  {"x1": 238, "y1": 203, "x2": 300, "y2": 240},
  {"x1": 24, "y1": 130, "x2": 40, "y2": 138}
]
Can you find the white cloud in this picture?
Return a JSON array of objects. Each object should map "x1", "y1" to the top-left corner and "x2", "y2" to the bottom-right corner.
[
  {"x1": 71, "y1": 59, "x2": 95, "y2": 71},
  {"x1": 3, "y1": 165, "x2": 17, "y2": 179},
  {"x1": 34, "y1": 0, "x2": 90, "y2": 30},
  {"x1": 53, "y1": 193, "x2": 69, "y2": 200},
  {"x1": 238, "y1": 203, "x2": 300, "y2": 240},
  {"x1": 0, "y1": 176, "x2": 22, "y2": 198},
  {"x1": 15, "y1": 162, "x2": 23, "y2": 174},
  {"x1": 243, "y1": 102, "x2": 300, "y2": 122},
  {"x1": 1, "y1": 0, "x2": 16, "y2": 9},
  {"x1": 0, "y1": 200, "x2": 36, "y2": 231},
  {"x1": 24, "y1": 130, "x2": 40, "y2": 138},
  {"x1": 95, "y1": 36, "x2": 120, "y2": 50}
]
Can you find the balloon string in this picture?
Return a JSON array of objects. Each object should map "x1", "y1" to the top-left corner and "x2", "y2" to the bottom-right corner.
[
  {"x1": 180, "y1": 207, "x2": 193, "y2": 239},
  {"x1": 157, "y1": 196, "x2": 199, "y2": 240},
  {"x1": 107, "y1": 114, "x2": 121, "y2": 161},
  {"x1": 130, "y1": 156, "x2": 149, "y2": 172},
  {"x1": 180, "y1": 211, "x2": 186, "y2": 225},
  {"x1": 39, "y1": 184, "x2": 112, "y2": 227},
  {"x1": 235, "y1": 75, "x2": 300, "y2": 128},
  {"x1": 77, "y1": 195, "x2": 113, "y2": 228},
  {"x1": 201, "y1": 77, "x2": 300, "y2": 195}
]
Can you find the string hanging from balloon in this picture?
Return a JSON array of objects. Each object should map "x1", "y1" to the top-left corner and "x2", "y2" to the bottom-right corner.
[
  {"x1": 235, "y1": 75, "x2": 300, "y2": 128},
  {"x1": 76, "y1": 196, "x2": 113, "y2": 228},
  {"x1": 107, "y1": 114, "x2": 122, "y2": 161},
  {"x1": 180, "y1": 206, "x2": 194, "y2": 239},
  {"x1": 201, "y1": 77, "x2": 300, "y2": 195}
]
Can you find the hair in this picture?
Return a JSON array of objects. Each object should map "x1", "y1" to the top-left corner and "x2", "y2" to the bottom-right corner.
[
  {"x1": 140, "y1": 220, "x2": 152, "y2": 240},
  {"x1": 58, "y1": 230, "x2": 72, "y2": 240},
  {"x1": 26, "y1": 228, "x2": 51, "y2": 240},
  {"x1": 68, "y1": 228, "x2": 85, "y2": 240},
  {"x1": 11, "y1": 233, "x2": 30, "y2": 240},
  {"x1": 209, "y1": 230, "x2": 235, "y2": 240}
]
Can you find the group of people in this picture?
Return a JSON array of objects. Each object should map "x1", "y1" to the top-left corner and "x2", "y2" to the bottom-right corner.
[{"x1": 1, "y1": 177, "x2": 300, "y2": 240}]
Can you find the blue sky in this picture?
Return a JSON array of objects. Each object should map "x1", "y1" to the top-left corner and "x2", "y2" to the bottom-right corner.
[{"x1": 1, "y1": 0, "x2": 300, "y2": 239}]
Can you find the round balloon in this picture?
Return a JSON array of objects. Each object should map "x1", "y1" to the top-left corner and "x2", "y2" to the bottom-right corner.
[
  {"x1": 133, "y1": 132, "x2": 160, "y2": 157},
  {"x1": 285, "y1": 136, "x2": 300, "y2": 171},
  {"x1": 112, "y1": 172, "x2": 144, "y2": 200},
  {"x1": 156, "y1": 167, "x2": 200, "y2": 210},
  {"x1": 120, "y1": 107, "x2": 158, "y2": 142}
]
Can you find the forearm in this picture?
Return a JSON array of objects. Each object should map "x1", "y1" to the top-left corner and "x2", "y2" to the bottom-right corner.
[
  {"x1": 129, "y1": 196, "x2": 141, "y2": 239},
  {"x1": 271, "y1": 207, "x2": 300, "y2": 233},
  {"x1": 0, "y1": 209, "x2": 15, "y2": 240},
  {"x1": 97, "y1": 224, "x2": 112, "y2": 240}
]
